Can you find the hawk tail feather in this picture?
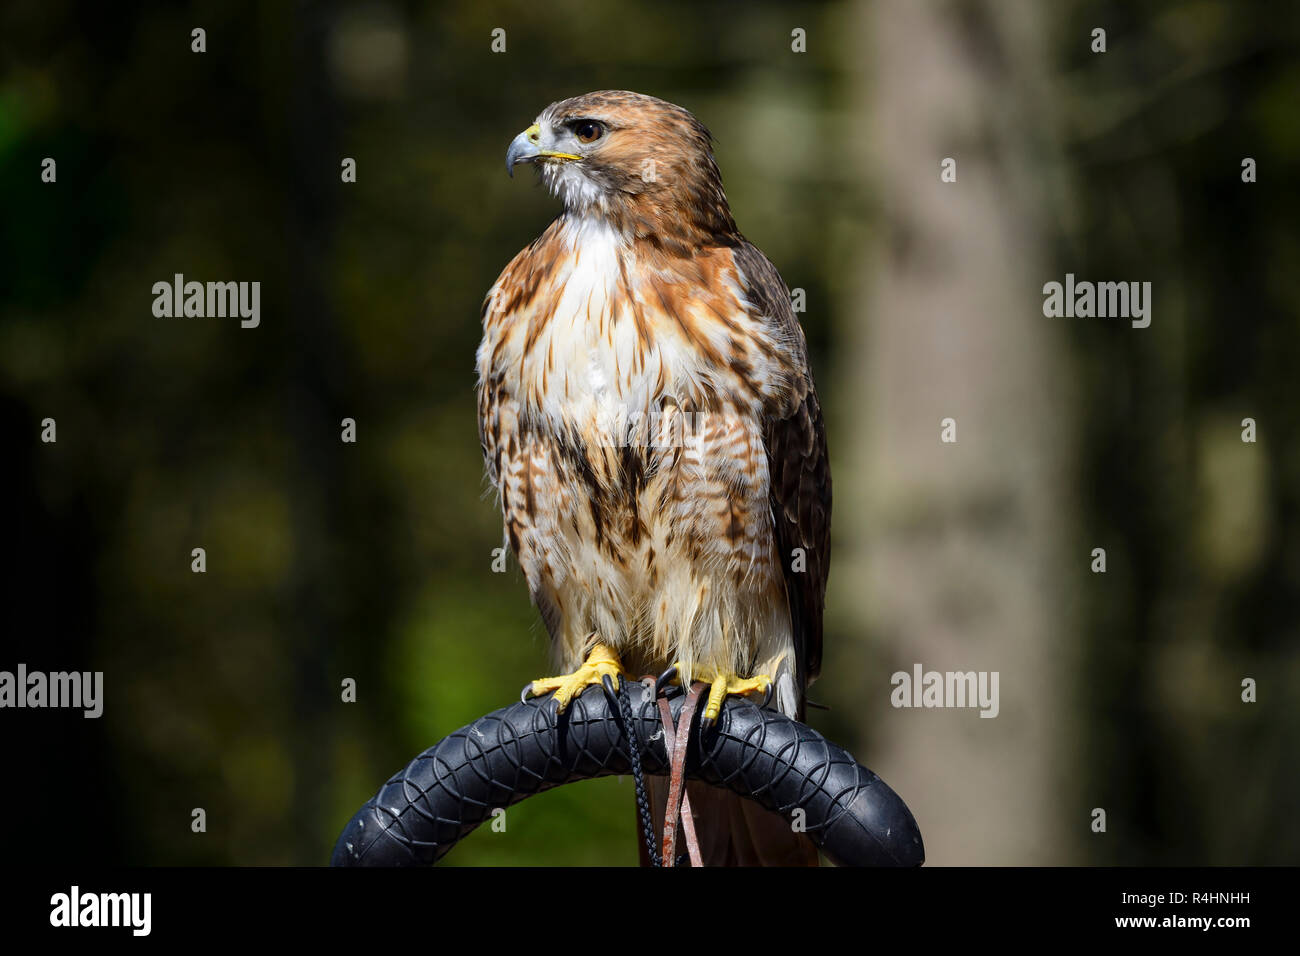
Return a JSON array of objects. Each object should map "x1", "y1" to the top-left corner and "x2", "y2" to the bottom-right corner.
[{"x1": 641, "y1": 778, "x2": 820, "y2": 867}]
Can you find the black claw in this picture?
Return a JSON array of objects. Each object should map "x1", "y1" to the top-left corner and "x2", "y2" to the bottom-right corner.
[
  {"x1": 760, "y1": 682, "x2": 774, "y2": 709},
  {"x1": 654, "y1": 666, "x2": 679, "y2": 697},
  {"x1": 699, "y1": 714, "x2": 715, "y2": 737},
  {"x1": 601, "y1": 674, "x2": 620, "y2": 712},
  {"x1": 520, "y1": 682, "x2": 536, "y2": 704}
]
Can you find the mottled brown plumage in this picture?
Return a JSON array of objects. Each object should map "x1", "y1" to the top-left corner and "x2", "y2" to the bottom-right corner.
[{"x1": 478, "y1": 91, "x2": 831, "y2": 864}]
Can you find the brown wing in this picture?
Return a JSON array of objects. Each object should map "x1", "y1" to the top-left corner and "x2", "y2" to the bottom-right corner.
[
  {"x1": 733, "y1": 242, "x2": 832, "y2": 709},
  {"x1": 767, "y1": 381, "x2": 830, "y2": 691}
]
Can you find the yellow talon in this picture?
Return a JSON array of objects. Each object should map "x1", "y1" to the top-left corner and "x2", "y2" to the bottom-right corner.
[
  {"x1": 526, "y1": 642, "x2": 625, "y2": 712},
  {"x1": 702, "y1": 672, "x2": 772, "y2": 725}
]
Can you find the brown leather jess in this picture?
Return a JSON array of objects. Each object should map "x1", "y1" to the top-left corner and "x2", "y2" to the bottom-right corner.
[{"x1": 654, "y1": 680, "x2": 705, "y2": 866}]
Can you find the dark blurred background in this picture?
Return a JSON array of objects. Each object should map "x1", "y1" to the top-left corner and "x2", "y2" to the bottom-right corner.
[{"x1": 1, "y1": 0, "x2": 1295, "y2": 865}]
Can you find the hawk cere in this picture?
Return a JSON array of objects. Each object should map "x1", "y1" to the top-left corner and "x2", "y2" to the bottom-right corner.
[{"x1": 477, "y1": 91, "x2": 830, "y2": 864}]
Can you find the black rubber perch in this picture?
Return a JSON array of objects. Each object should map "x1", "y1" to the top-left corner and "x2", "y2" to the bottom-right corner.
[{"x1": 331, "y1": 679, "x2": 924, "y2": 867}]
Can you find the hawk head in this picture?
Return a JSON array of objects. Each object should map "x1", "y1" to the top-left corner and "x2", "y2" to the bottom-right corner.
[{"x1": 506, "y1": 90, "x2": 738, "y2": 246}]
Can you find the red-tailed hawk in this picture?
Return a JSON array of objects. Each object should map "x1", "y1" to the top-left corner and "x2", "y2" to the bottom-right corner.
[{"x1": 477, "y1": 91, "x2": 830, "y2": 865}]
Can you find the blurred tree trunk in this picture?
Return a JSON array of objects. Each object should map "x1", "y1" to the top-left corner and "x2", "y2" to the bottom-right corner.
[{"x1": 838, "y1": 0, "x2": 1078, "y2": 864}]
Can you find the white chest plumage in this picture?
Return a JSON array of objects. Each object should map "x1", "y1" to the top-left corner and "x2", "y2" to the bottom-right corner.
[{"x1": 529, "y1": 220, "x2": 653, "y2": 437}]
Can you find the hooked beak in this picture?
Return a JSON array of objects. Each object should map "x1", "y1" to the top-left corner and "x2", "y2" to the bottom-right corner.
[{"x1": 506, "y1": 124, "x2": 581, "y2": 177}]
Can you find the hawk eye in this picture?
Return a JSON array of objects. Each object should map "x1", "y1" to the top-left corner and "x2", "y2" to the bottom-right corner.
[{"x1": 572, "y1": 120, "x2": 603, "y2": 144}]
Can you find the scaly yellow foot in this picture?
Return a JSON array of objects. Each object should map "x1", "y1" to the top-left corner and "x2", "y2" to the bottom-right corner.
[
  {"x1": 522, "y1": 642, "x2": 625, "y2": 712},
  {"x1": 702, "y1": 672, "x2": 772, "y2": 728},
  {"x1": 658, "y1": 662, "x2": 774, "y2": 731}
]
